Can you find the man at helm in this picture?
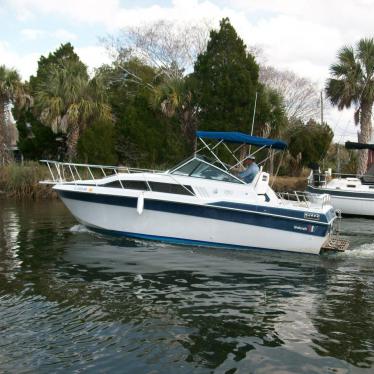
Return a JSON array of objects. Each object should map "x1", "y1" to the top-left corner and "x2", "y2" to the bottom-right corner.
[{"x1": 239, "y1": 155, "x2": 259, "y2": 183}]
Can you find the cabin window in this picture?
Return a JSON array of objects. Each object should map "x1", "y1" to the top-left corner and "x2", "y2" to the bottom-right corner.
[
  {"x1": 103, "y1": 180, "x2": 149, "y2": 191},
  {"x1": 149, "y1": 182, "x2": 194, "y2": 195},
  {"x1": 123, "y1": 181, "x2": 149, "y2": 190},
  {"x1": 347, "y1": 184, "x2": 356, "y2": 188},
  {"x1": 102, "y1": 180, "x2": 122, "y2": 188}
]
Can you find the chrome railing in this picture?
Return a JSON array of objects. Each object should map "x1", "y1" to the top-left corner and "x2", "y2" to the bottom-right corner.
[
  {"x1": 40, "y1": 160, "x2": 196, "y2": 196},
  {"x1": 276, "y1": 191, "x2": 331, "y2": 208},
  {"x1": 40, "y1": 160, "x2": 163, "y2": 184}
]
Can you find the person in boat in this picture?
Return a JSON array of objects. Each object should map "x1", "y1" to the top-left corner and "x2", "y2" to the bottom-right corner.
[{"x1": 239, "y1": 155, "x2": 259, "y2": 183}]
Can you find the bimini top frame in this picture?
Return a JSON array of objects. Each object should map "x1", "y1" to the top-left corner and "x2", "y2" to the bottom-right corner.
[{"x1": 195, "y1": 131, "x2": 288, "y2": 172}]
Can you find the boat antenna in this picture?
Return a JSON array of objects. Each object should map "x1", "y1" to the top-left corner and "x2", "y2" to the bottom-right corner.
[
  {"x1": 320, "y1": 90, "x2": 325, "y2": 170},
  {"x1": 251, "y1": 91, "x2": 258, "y2": 136},
  {"x1": 320, "y1": 90, "x2": 324, "y2": 126},
  {"x1": 249, "y1": 91, "x2": 258, "y2": 155}
]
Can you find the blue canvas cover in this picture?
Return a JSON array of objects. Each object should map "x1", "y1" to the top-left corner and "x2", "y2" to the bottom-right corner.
[{"x1": 196, "y1": 131, "x2": 287, "y2": 150}]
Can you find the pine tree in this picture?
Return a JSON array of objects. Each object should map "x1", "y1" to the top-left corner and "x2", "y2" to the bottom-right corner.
[{"x1": 192, "y1": 18, "x2": 260, "y2": 133}]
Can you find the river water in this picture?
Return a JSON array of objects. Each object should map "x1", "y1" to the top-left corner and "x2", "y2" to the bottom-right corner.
[{"x1": 0, "y1": 200, "x2": 373, "y2": 373}]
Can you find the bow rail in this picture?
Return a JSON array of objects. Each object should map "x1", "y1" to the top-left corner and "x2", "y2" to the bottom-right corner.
[
  {"x1": 40, "y1": 160, "x2": 163, "y2": 184},
  {"x1": 39, "y1": 160, "x2": 196, "y2": 197}
]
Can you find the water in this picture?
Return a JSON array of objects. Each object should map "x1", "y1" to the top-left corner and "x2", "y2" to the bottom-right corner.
[{"x1": 0, "y1": 200, "x2": 374, "y2": 373}]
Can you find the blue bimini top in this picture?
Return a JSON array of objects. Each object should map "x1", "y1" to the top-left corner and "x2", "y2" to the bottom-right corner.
[{"x1": 196, "y1": 131, "x2": 287, "y2": 150}]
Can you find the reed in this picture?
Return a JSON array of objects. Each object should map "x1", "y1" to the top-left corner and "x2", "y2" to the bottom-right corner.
[
  {"x1": 270, "y1": 176, "x2": 307, "y2": 192},
  {"x1": 0, "y1": 162, "x2": 56, "y2": 199}
]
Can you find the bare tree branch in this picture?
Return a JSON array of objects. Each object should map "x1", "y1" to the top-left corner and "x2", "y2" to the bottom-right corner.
[
  {"x1": 259, "y1": 65, "x2": 328, "y2": 122},
  {"x1": 103, "y1": 19, "x2": 211, "y2": 80}
]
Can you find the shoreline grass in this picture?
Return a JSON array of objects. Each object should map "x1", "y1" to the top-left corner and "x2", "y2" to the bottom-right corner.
[{"x1": 0, "y1": 162, "x2": 56, "y2": 199}]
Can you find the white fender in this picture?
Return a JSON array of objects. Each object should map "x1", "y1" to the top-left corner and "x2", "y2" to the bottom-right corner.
[{"x1": 137, "y1": 193, "x2": 144, "y2": 215}]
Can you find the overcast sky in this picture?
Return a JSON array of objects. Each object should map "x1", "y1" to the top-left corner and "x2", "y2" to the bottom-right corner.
[{"x1": 1, "y1": 0, "x2": 373, "y2": 141}]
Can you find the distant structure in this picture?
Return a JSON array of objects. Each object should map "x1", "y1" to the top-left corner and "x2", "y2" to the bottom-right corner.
[{"x1": 4, "y1": 108, "x2": 22, "y2": 162}]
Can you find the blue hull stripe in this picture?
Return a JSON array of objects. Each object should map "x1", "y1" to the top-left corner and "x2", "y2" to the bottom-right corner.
[
  {"x1": 58, "y1": 190, "x2": 328, "y2": 237},
  {"x1": 88, "y1": 227, "x2": 316, "y2": 255},
  {"x1": 208, "y1": 201, "x2": 331, "y2": 223}
]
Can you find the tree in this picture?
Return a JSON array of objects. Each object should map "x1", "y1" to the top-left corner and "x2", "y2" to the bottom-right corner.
[
  {"x1": 15, "y1": 107, "x2": 62, "y2": 160},
  {"x1": 33, "y1": 57, "x2": 112, "y2": 160},
  {"x1": 98, "y1": 59, "x2": 189, "y2": 167},
  {"x1": 191, "y1": 18, "x2": 260, "y2": 133},
  {"x1": 286, "y1": 119, "x2": 334, "y2": 173},
  {"x1": 0, "y1": 65, "x2": 25, "y2": 164},
  {"x1": 106, "y1": 20, "x2": 210, "y2": 80},
  {"x1": 326, "y1": 38, "x2": 374, "y2": 175},
  {"x1": 260, "y1": 66, "x2": 323, "y2": 122},
  {"x1": 104, "y1": 21, "x2": 209, "y2": 151},
  {"x1": 77, "y1": 119, "x2": 118, "y2": 165},
  {"x1": 149, "y1": 76, "x2": 198, "y2": 149}
]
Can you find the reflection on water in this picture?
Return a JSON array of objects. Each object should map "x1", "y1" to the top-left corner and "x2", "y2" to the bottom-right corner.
[{"x1": 0, "y1": 200, "x2": 374, "y2": 373}]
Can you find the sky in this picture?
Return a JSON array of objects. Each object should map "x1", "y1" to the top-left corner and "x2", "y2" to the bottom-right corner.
[{"x1": 1, "y1": 0, "x2": 373, "y2": 142}]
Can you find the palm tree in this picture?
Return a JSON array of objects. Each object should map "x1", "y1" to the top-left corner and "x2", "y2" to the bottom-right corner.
[
  {"x1": 150, "y1": 77, "x2": 198, "y2": 150},
  {"x1": 34, "y1": 60, "x2": 112, "y2": 160},
  {"x1": 0, "y1": 65, "x2": 24, "y2": 164},
  {"x1": 326, "y1": 38, "x2": 374, "y2": 175}
]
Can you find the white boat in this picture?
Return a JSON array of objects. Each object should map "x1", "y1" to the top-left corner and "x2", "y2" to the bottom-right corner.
[
  {"x1": 307, "y1": 141, "x2": 374, "y2": 217},
  {"x1": 41, "y1": 131, "x2": 349, "y2": 255}
]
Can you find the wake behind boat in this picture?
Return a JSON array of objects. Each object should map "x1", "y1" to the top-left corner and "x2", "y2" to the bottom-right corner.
[{"x1": 41, "y1": 131, "x2": 349, "y2": 255}]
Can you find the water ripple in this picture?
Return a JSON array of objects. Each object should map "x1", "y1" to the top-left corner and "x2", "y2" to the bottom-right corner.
[{"x1": 0, "y1": 201, "x2": 374, "y2": 372}]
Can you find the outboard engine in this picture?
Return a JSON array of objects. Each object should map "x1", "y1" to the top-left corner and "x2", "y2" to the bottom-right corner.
[
  {"x1": 312, "y1": 170, "x2": 326, "y2": 187},
  {"x1": 308, "y1": 163, "x2": 326, "y2": 187}
]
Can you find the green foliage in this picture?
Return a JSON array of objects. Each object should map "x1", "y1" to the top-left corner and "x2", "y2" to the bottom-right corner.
[
  {"x1": 254, "y1": 85, "x2": 288, "y2": 137},
  {"x1": 29, "y1": 43, "x2": 87, "y2": 90},
  {"x1": 0, "y1": 65, "x2": 23, "y2": 100},
  {"x1": 15, "y1": 108, "x2": 62, "y2": 160},
  {"x1": 32, "y1": 43, "x2": 112, "y2": 160},
  {"x1": 77, "y1": 120, "x2": 118, "y2": 165},
  {"x1": 191, "y1": 18, "x2": 259, "y2": 132},
  {"x1": 101, "y1": 58, "x2": 189, "y2": 168},
  {"x1": 0, "y1": 65, "x2": 25, "y2": 164},
  {"x1": 286, "y1": 119, "x2": 334, "y2": 169},
  {"x1": 326, "y1": 39, "x2": 374, "y2": 113}
]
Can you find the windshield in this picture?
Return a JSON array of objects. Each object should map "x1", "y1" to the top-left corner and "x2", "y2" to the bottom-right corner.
[{"x1": 170, "y1": 157, "x2": 242, "y2": 184}]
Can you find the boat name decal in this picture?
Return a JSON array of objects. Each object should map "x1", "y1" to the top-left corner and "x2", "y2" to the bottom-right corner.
[
  {"x1": 294, "y1": 225, "x2": 315, "y2": 233},
  {"x1": 304, "y1": 212, "x2": 320, "y2": 221}
]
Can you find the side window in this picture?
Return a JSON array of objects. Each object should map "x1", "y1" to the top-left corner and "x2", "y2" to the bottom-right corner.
[
  {"x1": 124, "y1": 181, "x2": 149, "y2": 191},
  {"x1": 103, "y1": 181, "x2": 122, "y2": 188},
  {"x1": 103, "y1": 180, "x2": 149, "y2": 191},
  {"x1": 149, "y1": 182, "x2": 193, "y2": 195}
]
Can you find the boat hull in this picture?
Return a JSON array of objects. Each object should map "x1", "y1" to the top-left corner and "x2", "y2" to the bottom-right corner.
[
  {"x1": 307, "y1": 186, "x2": 374, "y2": 217},
  {"x1": 59, "y1": 191, "x2": 330, "y2": 255}
]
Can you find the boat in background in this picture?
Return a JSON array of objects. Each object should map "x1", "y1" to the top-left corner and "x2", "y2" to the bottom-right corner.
[
  {"x1": 41, "y1": 131, "x2": 349, "y2": 255},
  {"x1": 307, "y1": 141, "x2": 374, "y2": 216}
]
